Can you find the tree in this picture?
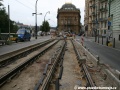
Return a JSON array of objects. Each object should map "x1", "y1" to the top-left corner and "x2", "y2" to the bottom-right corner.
[
  {"x1": 40, "y1": 21, "x2": 50, "y2": 35},
  {"x1": 0, "y1": 3, "x2": 18, "y2": 33},
  {"x1": 0, "y1": 0, "x2": 3, "y2": 7}
]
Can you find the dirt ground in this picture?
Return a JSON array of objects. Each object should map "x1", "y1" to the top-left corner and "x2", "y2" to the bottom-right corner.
[
  {"x1": 59, "y1": 40, "x2": 86, "y2": 90},
  {"x1": 0, "y1": 40, "x2": 63, "y2": 90}
]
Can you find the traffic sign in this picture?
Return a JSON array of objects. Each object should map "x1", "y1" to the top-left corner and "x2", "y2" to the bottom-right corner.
[{"x1": 108, "y1": 21, "x2": 111, "y2": 26}]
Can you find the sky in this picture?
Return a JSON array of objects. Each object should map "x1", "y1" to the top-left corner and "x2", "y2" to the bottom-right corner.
[{"x1": 2, "y1": 0, "x2": 85, "y2": 27}]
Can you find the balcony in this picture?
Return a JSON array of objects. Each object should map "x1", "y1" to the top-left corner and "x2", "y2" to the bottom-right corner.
[
  {"x1": 98, "y1": 18, "x2": 103, "y2": 22},
  {"x1": 91, "y1": 12, "x2": 96, "y2": 16},
  {"x1": 90, "y1": 4, "x2": 95, "y2": 8},
  {"x1": 89, "y1": 21, "x2": 92, "y2": 24},
  {"x1": 100, "y1": 0, "x2": 107, "y2": 3},
  {"x1": 99, "y1": 17, "x2": 108, "y2": 22},
  {"x1": 99, "y1": 7, "x2": 108, "y2": 12},
  {"x1": 92, "y1": 20, "x2": 96, "y2": 24},
  {"x1": 103, "y1": 17, "x2": 108, "y2": 21},
  {"x1": 89, "y1": 0, "x2": 95, "y2": 2}
]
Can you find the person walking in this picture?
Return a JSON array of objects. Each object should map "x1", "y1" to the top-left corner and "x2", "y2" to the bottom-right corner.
[
  {"x1": 63, "y1": 34, "x2": 67, "y2": 41},
  {"x1": 73, "y1": 33, "x2": 75, "y2": 39},
  {"x1": 81, "y1": 34, "x2": 84, "y2": 46}
]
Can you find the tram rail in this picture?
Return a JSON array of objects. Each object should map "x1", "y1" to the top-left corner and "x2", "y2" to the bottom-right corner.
[
  {"x1": 0, "y1": 39, "x2": 54, "y2": 68},
  {"x1": 37, "y1": 39, "x2": 96, "y2": 90},
  {"x1": 72, "y1": 40, "x2": 96, "y2": 89},
  {"x1": 0, "y1": 40, "x2": 59, "y2": 87}
]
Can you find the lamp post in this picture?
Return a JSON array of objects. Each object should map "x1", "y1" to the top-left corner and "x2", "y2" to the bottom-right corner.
[
  {"x1": 32, "y1": 0, "x2": 42, "y2": 39},
  {"x1": 44, "y1": 11, "x2": 50, "y2": 22},
  {"x1": 95, "y1": 4, "x2": 98, "y2": 42},
  {"x1": 106, "y1": 0, "x2": 111, "y2": 45}
]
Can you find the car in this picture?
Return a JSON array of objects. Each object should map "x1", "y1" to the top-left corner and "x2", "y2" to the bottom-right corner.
[
  {"x1": 17, "y1": 28, "x2": 31, "y2": 41},
  {"x1": 9, "y1": 34, "x2": 18, "y2": 43}
]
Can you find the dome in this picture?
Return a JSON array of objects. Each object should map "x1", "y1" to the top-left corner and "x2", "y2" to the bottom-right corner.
[{"x1": 60, "y1": 3, "x2": 78, "y2": 10}]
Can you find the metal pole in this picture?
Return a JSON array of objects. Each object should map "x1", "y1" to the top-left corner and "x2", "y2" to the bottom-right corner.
[
  {"x1": 8, "y1": 5, "x2": 10, "y2": 39},
  {"x1": 113, "y1": 38, "x2": 115, "y2": 48},
  {"x1": 44, "y1": 11, "x2": 50, "y2": 35},
  {"x1": 108, "y1": 0, "x2": 111, "y2": 30},
  {"x1": 44, "y1": 11, "x2": 50, "y2": 22},
  {"x1": 95, "y1": 3, "x2": 98, "y2": 42},
  {"x1": 98, "y1": 30, "x2": 99, "y2": 43},
  {"x1": 102, "y1": 36, "x2": 103, "y2": 45},
  {"x1": 106, "y1": 37, "x2": 108, "y2": 46},
  {"x1": 35, "y1": 0, "x2": 38, "y2": 39}
]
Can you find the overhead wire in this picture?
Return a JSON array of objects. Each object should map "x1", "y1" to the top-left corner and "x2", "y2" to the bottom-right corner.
[
  {"x1": 15, "y1": 0, "x2": 34, "y2": 11},
  {"x1": 15, "y1": 0, "x2": 42, "y2": 14}
]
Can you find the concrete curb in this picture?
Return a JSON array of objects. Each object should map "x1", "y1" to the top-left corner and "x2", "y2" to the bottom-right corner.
[
  {"x1": 105, "y1": 69, "x2": 120, "y2": 90},
  {"x1": 75, "y1": 40, "x2": 99, "y2": 67}
]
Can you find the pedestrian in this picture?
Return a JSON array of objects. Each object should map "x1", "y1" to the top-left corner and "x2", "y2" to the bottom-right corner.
[
  {"x1": 73, "y1": 33, "x2": 75, "y2": 39},
  {"x1": 63, "y1": 34, "x2": 67, "y2": 41},
  {"x1": 81, "y1": 34, "x2": 84, "y2": 46}
]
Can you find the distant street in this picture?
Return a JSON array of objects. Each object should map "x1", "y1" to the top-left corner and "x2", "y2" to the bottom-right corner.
[{"x1": 76, "y1": 36, "x2": 120, "y2": 71}]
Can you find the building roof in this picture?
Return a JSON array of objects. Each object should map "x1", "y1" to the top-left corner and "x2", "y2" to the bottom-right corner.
[{"x1": 59, "y1": 3, "x2": 80, "y2": 11}]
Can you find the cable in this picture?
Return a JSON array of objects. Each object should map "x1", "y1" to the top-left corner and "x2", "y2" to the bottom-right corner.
[{"x1": 15, "y1": 0, "x2": 34, "y2": 11}]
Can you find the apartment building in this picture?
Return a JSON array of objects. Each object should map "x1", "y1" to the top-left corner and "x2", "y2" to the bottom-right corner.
[
  {"x1": 84, "y1": 0, "x2": 108, "y2": 37},
  {"x1": 110, "y1": 0, "x2": 120, "y2": 41}
]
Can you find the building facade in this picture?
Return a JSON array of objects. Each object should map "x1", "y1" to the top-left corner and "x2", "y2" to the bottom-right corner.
[
  {"x1": 57, "y1": 3, "x2": 81, "y2": 34},
  {"x1": 84, "y1": 0, "x2": 108, "y2": 37},
  {"x1": 110, "y1": 0, "x2": 120, "y2": 40},
  {"x1": 84, "y1": 0, "x2": 89, "y2": 36}
]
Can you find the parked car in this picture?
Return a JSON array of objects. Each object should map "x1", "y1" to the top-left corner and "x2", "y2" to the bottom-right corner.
[
  {"x1": 9, "y1": 34, "x2": 18, "y2": 43},
  {"x1": 17, "y1": 28, "x2": 31, "y2": 41}
]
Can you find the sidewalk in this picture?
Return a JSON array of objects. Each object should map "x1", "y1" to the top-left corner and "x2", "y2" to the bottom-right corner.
[{"x1": 85, "y1": 36, "x2": 120, "y2": 51}]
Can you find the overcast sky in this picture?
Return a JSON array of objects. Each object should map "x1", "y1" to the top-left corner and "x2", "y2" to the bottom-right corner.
[{"x1": 3, "y1": 0, "x2": 85, "y2": 27}]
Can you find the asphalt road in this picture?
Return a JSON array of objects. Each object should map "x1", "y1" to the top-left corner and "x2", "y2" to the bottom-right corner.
[
  {"x1": 0, "y1": 36, "x2": 51, "y2": 56},
  {"x1": 76, "y1": 36, "x2": 120, "y2": 71}
]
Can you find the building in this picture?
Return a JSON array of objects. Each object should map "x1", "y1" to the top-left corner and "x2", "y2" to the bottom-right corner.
[
  {"x1": 84, "y1": 0, "x2": 108, "y2": 37},
  {"x1": 110, "y1": 0, "x2": 120, "y2": 41},
  {"x1": 84, "y1": 0, "x2": 89, "y2": 36},
  {"x1": 57, "y1": 3, "x2": 81, "y2": 34}
]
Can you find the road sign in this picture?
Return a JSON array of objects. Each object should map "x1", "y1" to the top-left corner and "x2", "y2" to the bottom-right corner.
[{"x1": 108, "y1": 21, "x2": 111, "y2": 26}]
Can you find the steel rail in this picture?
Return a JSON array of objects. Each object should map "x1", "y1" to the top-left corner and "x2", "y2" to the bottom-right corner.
[
  {"x1": 71, "y1": 40, "x2": 96, "y2": 88},
  {"x1": 40, "y1": 41, "x2": 66, "y2": 90},
  {"x1": 0, "y1": 39, "x2": 54, "y2": 67},
  {"x1": 0, "y1": 40, "x2": 59, "y2": 87}
]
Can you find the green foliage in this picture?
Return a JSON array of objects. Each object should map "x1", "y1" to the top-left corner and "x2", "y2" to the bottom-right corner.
[
  {"x1": 0, "y1": 0, "x2": 3, "y2": 6},
  {"x1": 40, "y1": 21, "x2": 50, "y2": 32},
  {"x1": 0, "y1": 3, "x2": 18, "y2": 33}
]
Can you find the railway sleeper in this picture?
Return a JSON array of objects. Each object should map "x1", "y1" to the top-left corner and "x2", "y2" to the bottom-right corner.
[
  {"x1": 0, "y1": 40, "x2": 54, "y2": 68},
  {"x1": 43, "y1": 64, "x2": 48, "y2": 75},
  {"x1": 0, "y1": 40, "x2": 58, "y2": 87},
  {"x1": 58, "y1": 66, "x2": 63, "y2": 79},
  {"x1": 39, "y1": 42, "x2": 66, "y2": 90},
  {"x1": 55, "y1": 78, "x2": 59, "y2": 90},
  {"x1": 34, "y1": 75, "x2": 46, "y2": 90}
]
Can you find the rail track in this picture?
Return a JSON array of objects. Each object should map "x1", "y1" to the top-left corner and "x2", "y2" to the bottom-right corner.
[
  {"x1": 0, "y1": 39, "x2": 59, "y2": 87},
  {"x1": 33, "y1": 39, "x2": 96, "y2": 90},
  {"x1": 72, "y1": 40, "x2": 96, "y2": 89},
  {"x1": 0, "y1": 39, "x2": 54, "y2": 68},
  {"x1": 0, "y1": 39, "x2": 96, "y2": 90}
]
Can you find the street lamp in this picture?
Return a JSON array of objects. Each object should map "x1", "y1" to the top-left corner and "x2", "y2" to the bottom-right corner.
[
  {"x1": 106, "y1": 0, "x2": 111, "y2": 46},
  {"x1": 32, "y1": 0, "x2": 42, "y2": 39},
  {"x1": 94, "y1": 4, "x2": 98, "y2": 42},
  {"x1": 44, "y1": 11, "x2": 50, "y2": 22}
]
